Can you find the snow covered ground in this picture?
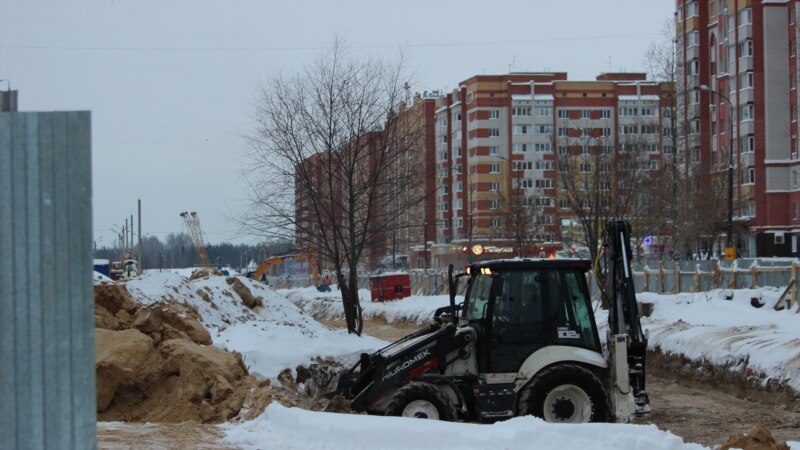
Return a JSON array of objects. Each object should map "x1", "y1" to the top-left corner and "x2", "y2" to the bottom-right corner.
[{"x1": 104, "y1": 272, "x2": 800, "y2": 449}]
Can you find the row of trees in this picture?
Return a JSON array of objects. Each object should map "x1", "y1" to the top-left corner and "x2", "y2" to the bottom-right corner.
[{"x1": 94, "y1": 233, "x2": 293, "y2": 272}]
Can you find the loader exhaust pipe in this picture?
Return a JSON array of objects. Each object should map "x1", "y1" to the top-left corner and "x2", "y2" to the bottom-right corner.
[{"x1": 448, "y1": 264, "x2": 456, "y2": 315}]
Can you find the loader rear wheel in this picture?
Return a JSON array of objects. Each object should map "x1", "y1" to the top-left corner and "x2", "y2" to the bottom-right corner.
[
  {"x1": 385, "y1": 383, "x2": 456, "y2": 421},
  {"x1": 520, "y1": 363, "x2": 610, "y2": 423}
]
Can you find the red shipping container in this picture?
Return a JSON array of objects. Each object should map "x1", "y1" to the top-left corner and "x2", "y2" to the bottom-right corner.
[{"x1": 369, "y1": 273, "x2": 411, "y2": 302}]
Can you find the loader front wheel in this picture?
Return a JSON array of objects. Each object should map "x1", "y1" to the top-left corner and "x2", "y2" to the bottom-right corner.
[
  {"x1": 520, "y1": 363, "x2": 610, "y2": 423},
  {"x1": 385, "y1": 383, "x2": 456, "y2": 421}
]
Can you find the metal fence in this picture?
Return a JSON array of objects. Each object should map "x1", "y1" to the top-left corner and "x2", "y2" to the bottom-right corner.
[
  {"x1": 0, "y1": 111, "x2": 96, "y2": 449},
  {"x1": 267, "y1": 258, "x2": 799, "y2": 310}
]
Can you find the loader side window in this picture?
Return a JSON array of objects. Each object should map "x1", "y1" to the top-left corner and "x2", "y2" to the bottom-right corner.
[
  {"x1": 464, "y1": 275, "x2": 492, "y2": 321},
  {"x1": 546, "y1": 270, "x2": 599, "y2": 351}
]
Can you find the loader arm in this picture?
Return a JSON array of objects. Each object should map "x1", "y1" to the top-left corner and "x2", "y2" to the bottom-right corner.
[{"x1": 603, "y1": 220, "x2": 649, "y2": 418}]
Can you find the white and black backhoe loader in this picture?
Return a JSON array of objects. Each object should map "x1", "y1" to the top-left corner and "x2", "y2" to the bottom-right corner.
[{"x1": 327, "y1": 220, "x2": 649, "y2": 423}]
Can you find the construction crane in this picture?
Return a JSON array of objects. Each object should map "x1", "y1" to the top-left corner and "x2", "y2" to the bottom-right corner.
[{"x1": 180, "y1": 211, "x2": 214, "y2": 268}]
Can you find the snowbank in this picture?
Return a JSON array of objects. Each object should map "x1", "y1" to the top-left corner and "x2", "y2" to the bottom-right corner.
[
  {"x1": 222, "y1": 403, "x2": 706, "y2": 450},
  {"x1": 638, "y1": 288, "x2": 800, "y2": 392},
  {"x1": 283, "y1": 287, "x2": 452, "y2": 324}
]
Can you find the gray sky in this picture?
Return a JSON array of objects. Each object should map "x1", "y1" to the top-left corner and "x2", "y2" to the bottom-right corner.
[{"x1": 2, "y1": 0, "x2": 675, "y2": 247}]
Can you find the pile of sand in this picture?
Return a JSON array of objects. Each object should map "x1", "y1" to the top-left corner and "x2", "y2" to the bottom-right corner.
[
  {"x1": 720, "y1": 425, "x2": 790, "y2": 450},
  {"x1": 94, "y1": 282, "x2": 298, "y2": 423}
]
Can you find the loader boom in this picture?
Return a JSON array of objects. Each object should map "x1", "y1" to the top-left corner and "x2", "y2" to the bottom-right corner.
[{"x1": 603, "y1": 221, "x2": 649, "y2": 416}]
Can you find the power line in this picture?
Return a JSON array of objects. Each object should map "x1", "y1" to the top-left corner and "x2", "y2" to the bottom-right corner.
[{"x1": 0, "y1": 33, "x2": 660, "y2": 53}]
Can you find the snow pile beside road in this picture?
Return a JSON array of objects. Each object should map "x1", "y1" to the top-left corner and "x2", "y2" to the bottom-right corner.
[
  {"x1": 222, "y1": 403, "x2": 706, "y2": 450},
  {"x1": 124, "y1": 272, "x2": 386, "y2": 380},
  {"x1": 283, "y1": 287, "x2": 452, "y2": 324},
  {"x1": 638, "y1": 288, "x2": 800, "y2": 392}
]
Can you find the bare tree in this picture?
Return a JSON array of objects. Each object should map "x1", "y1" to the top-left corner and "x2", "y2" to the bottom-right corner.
[
  {"x1": 243, "y1": 40, "x2": 420, "y2": 335},
  {"x1": 497, "y1": 185, "x2": 547, "y2": 257},
  {"x1": 556, "y1": 130, "x2": 655, "y2": 267}
]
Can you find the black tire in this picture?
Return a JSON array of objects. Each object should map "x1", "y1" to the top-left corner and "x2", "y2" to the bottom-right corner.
[
  {"x1": 519, "y1": 363, "x2": 610, "y2": 423},
  {"x1": 385, "y1": 382, "x2": 456, "y2": 421}
]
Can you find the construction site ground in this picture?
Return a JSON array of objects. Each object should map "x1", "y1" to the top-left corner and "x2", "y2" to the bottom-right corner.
[{"x1": 97, "y1": 315, "x2": 800, "y2": 449}]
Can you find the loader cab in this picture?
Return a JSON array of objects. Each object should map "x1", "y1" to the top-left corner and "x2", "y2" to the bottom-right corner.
[{"x1": 460, "y1": 259, "x2": 600, "y2": 374}]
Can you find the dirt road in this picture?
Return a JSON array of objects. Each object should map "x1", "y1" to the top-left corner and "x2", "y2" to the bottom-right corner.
[{"x1": 97, "y1": 318, "x2": 799, "y2": 448}]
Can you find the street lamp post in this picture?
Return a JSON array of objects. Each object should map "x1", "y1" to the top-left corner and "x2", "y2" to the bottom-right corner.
[
  {"x1": 423, "y1": 221, "x2": 428, "y2": 270},
  {"x1": 467, "y1": 211, "x2": 473, "y2": 263},
  {"x1": 698, "y1": 84, "x2": 735, "y2": 255}
]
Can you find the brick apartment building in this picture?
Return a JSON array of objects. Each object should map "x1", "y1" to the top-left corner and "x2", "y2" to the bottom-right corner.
[
  {"x1": 429, "y1": 73, "x2": 672, "y2": 266},
  {"x1": 676, "y1": 0, "x2": 800, "y2": 257}
]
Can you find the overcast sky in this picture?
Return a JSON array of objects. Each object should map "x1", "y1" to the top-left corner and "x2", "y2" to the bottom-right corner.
[{"x1": 2, "y1": 0, "x2": 675, "y2": 248}]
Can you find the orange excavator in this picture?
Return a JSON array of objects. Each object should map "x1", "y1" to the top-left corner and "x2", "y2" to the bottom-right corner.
[{"x1": 252, "y1": 251, "x2": 325, "y2": 289}]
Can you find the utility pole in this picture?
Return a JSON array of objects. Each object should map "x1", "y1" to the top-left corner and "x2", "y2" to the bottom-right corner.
[
  {"x1": 698, "y1": 85, "x2": 735, "y2": 259},
  {"x1": 137, "y1": 200, "x2": 142, "y2": 268}
]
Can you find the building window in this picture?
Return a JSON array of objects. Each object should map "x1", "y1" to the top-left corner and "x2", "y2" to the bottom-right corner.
[
  {"x1": 453, "y1": 217, "x2": 463, "y2": 228},
  {"x1": 513, "y1": 143, "x2": 529, "y2": 153},
  {"x1": 558, "y1": 145, "x2": 568, "y2": 155},
  {"x1": 490, "y1": 199, "x2": 499, "y2": 209},
  {"x1": 744, "y1": 167, "x2": 755, "y2": 184},
  {"x1": 581, "y1": 145, "x2": 591, "y2": 155},
  {"x1": 489, "y1": 109, "x2": 500, "y2": 119},
  {"x1": 687, "y1": 30, "x2": 700, "y2": 47},
  {"x1": 535, "y1": 124, "x2": 552, "y2": 134},
  {"x1": 535, "y1": 107, "x2": 551, "y2": 117},
  {"x1": 601, "y1": 127, "x2": 611, "y2": 136},
  {"x1": 687, "y1": 59, "x2": 700, "y2": 76},
  {"x1": 489, "y1": 182, "x2": 499, "y2": 191},
  {"x1": 664, "y1": 145, "x2": 674, "y2": 154},
  {"x1": 687, "y1": 2, "x2": 699, "y2": 18},
  {"x1": 601, "y1": 109, "x2": 611, "y2": 119},
  {"x1": 640, "y1": 107, "x2": 654, "y2": 116},
  {"x1": 619, "y1": 124, "x2": 639, "y2": 135},
  {"x1": 690, "y1": 119, "x2": 700, "y2": 134},
  {"x1": 641, "y1": 125, "x2": 658, "y2": 134},
  {"x1": 580, "y1": 163, "x2": 591, "y2": 173},
  {"x1": 619, "y1": 107, "x2": 638, "y2": 116},
  {"x1": 559, "y1": 199, "x2": 569, "y2": 209},
  {"x1": 580, "y1": 109, "x2": 591, "y2": 119},
  {"x1": 557, "y1": 110, "x2": 569, "y2": 119},
  {"x1": 454, "y1": 199, "x2": 463, "y2": 210},
  {"x1": 513, "y1": 106, "x2": 532, "y2": 116},
  {"x1": 739, "y1": 71, "x2": 753, "y2": 89},
  {"x1": 513, "y1": 161, "x2": 533, "y2": 171},
  {"x1": 535, "y1": 161, "x2": 553, "y2": 170},
  {"x1": 738, "y1": 8, "x2": 752, "y2": 25},
  {"x1": 534, "y1": 142, "x2": 551, "y2": 152},
  {"x1": 489, "y1": 163, "x2": 500, "y2": 173},
  {"x1": 558, "y1": 127, "x2": 568, "y2": 136},
  {"x1": 489, "y1": 128, "x2": 500, "y2": 137},
  {"x1": 534, "y1": 179, "x2": 553, "y2": 189},
  {"x1": 741, "y1": 103, "x2": 754, "y2": 121},
  {"x1": 489, "y1": 145, "x2": 500, "y2": 155},
  {"x1": 738, "y1": 40, "x2": 753, "y2": 57},
  {"x1": 491, "y1": 218, "x2": 501, "y2": 228},
  {"x1": 742, "y1": 135, "x2": 755, "y2": 153},
  {"x1": 513, "y1": 125, "x2": 529, "y2": 135},
  {"x1": 455, "y1": 181, "x2": 463, "y2": 192}
]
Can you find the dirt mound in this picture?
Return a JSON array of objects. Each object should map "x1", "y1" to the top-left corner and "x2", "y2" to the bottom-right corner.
[
  {"x1": 132, "y1": 302, "x2": 212, "y2": 345},
  {"x1": 720, "y1": 425, "x2": 790, "y2": 450},
  {"x1": 226, "y1": 277, "x2": 262, "y2": 308},
  {"x1": 94, "y1": 281, "x2": 301, "y2": 423}
]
